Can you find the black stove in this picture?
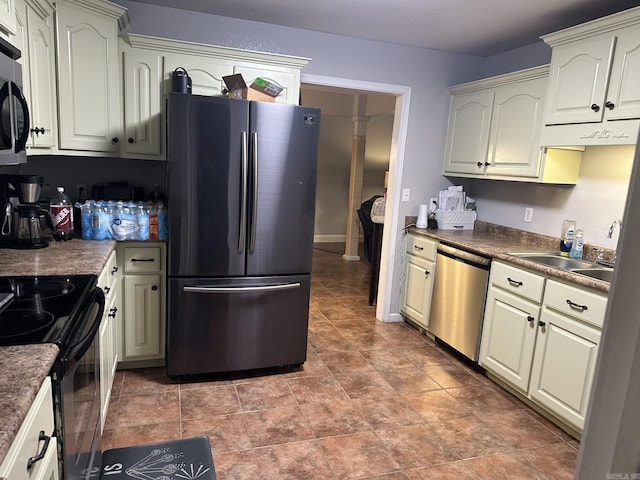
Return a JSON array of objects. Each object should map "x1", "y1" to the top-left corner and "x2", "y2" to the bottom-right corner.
[{"x1": 0, "y1": 275, "x2": 97, "y2": 347}]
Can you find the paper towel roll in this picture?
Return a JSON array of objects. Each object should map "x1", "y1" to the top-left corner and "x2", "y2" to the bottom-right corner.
[{"x1": 416, "y1": 204, "x2": 428, "y2": 228}]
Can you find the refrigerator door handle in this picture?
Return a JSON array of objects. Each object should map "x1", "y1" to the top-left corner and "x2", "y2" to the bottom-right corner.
[
  {"x1": 250, "y1": 131, "x2": 258, "y2": 253},
  {"x1": 239, "y1": 131, "x2": 248, "y2": 252},
  {"x1": 183, "y1": 283, "x2": 301, "y2": 294}
]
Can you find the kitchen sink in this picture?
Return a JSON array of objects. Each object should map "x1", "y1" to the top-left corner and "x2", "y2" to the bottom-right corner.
[
  {"x1": 509, "y1": 252, "x2": 613, "y2": 283},
  {"x1": 509, "y1": 253, "x2": 596, "y2": 270},
  {"x1": 571, "y1": 268, "x2": 614, "y2": 283}
]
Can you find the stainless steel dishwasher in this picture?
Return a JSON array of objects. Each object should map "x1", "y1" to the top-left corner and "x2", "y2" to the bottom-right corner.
[{"x1": 428, "y1": 243, "x2": 491, "y2": 362}]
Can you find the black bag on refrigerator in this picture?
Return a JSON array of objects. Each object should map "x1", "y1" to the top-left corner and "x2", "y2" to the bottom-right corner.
[{"x1": 171, "y1": 67, "x2": 192, "y2": 94}]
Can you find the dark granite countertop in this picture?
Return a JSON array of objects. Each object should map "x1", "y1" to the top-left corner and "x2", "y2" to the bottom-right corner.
[
  {"x1": 409, "y1": 221, "x2": 611, "y2": 294},
  {"x1": 0, "y1": 344, "x2": 60, "y2": 466},
  {"x1": 0, "y1": 239, "x2": 117, "y2": 466}
]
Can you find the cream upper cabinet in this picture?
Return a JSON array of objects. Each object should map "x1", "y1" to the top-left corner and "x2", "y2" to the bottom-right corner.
[
  {"x1": 400, "y1": 235, "x2": 438, "y2": 329},
  {"x1": 442, "y1": 90, "x2": 494, "y2": 175},
  {"x1": 0, "y1": 0, "x2": 16, "y2": 35},
  {"x1": 164, "y1": 54, "x2": 232, "y2": 97},
  {"x1": 14, "y1": 0, "x2": 57, "y2": 150},
  {"x1": 540, "y1": 6, "x2": 640, "y2": 146},
  {"x1": 55, "y1": 0, "x2": 126, "y2": 153},
  {"x1": 442, "y1": 66, "x2": 578, "y2": 183},
  {"x1": 120, "y1": 37, "x2": 164, "y2": 159}
]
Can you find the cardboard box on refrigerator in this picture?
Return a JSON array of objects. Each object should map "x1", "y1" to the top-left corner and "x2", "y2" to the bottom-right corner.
[{"x1": 222, "y1": 74, "x2": 283, "y2": 102}]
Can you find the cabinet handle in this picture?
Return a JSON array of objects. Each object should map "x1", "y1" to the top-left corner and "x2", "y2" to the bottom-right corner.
[
  {"x1": 128, "y1": 137, "x2": 135, "y2": 143},
  {"x1": 111, "y1": 266, "x2": 118, "y2": 274},
  {"x1": 527, "y1": 315, "x2": 534, "y2": 323},
  {"x1": 477, "y1": 162, "x2": 483, "y2": 167},
  {"x1": 591, "y1": 103, "x2": 600, "y2": 112},
  {"x1": 152, "y1": 285, "x2": 158, "y2": 291},
  {"x1": 566, "y1": 299, "x2": 588, "y2": 312},
  {"x1": 131, "y1": 258, "x2": 156, "y2": 262},
  {"x1": 605, "y1": 101, "x2": 615, "y2": 110},
  {"x1": 507, "y1": 277, "x2": 523, "y2": 286},
  {"x1": 108, "y1": 307, "x2": 118, "y2": 318},
  {"x1": 111, "y1": 137, "x2": 119, "y2": 143},
  {"x1": 30, "y1": 127, "x2": 45, "y2": 135},
  {"x1": 27, "y1": 431, "x2": 51, "y2": 470},
  {"x1": 538, "y1": 320, "x2": 546, "y2": 327}
]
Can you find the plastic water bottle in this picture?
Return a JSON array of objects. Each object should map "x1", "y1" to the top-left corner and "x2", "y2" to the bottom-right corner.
[
  {"x1": 157, "y1": 202, "x2": 168, "y2": 240},
  {"x1": 78, "y1": 201, "x2": 93, "y2": 239},
  {"x1": 136, "y1": 202, "x2": 150, "y2": 241},
  {"x1": 50, "y1": 187, "x2": 74, "y2": 241}
]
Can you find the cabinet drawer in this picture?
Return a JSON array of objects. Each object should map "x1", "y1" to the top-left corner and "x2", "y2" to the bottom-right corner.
[
  {"x1": 406, "y1": 235, "x2": 438, "y2": 261},
  {"x1": 491, "y1": 262, "x2": 545, "y2": 303},
  {"x1": 0, "y1": 378, "x2": 55, "y2": 480},
  {"x1": 543, "y1": 279, "x2": 608, "y2": 328},
  {"x1": 123, "y1": 247, "x2": 162, "y2": 273}
]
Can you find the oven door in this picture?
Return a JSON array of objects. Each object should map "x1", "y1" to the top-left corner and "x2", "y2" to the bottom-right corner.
[{"x1": 55, "y1": 287, "x2": 105, "y2": 480}]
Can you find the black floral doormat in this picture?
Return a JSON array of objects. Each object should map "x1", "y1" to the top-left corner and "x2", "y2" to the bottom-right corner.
[{"x1": 100, "y1": 436, "x2": 216, "y2": 479}]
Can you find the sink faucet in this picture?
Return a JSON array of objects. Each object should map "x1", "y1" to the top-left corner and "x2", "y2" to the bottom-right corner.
[{"x1": 608, "y1": 219, "x2": 622, "y2": 239}]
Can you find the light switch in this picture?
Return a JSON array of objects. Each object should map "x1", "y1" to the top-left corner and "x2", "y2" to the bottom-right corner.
[{"x1": 401, "y1": 188, "x2": 410, "y2": 202}]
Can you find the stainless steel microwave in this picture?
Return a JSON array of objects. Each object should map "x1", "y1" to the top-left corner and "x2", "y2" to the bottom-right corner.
[{"x1": 0, "y1": 37, "x2": 29, "y2": 166}]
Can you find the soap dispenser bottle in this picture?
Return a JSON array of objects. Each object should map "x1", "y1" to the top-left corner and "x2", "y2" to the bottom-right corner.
[
  {"x1": 560, "y1": 220, "x2": 576, "y2": 257},
  {"x1": 569, "y1": 229, "x2": 584, "y2": 259}
]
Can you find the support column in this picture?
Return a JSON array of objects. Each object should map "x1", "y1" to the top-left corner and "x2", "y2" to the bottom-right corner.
[{"x1": 343, "y1": 94, "x2": 369, "y2": 261}]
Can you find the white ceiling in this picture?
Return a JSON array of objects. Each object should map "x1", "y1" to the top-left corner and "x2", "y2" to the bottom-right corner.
[{"x1": 127, "y1": 0, "x2": 640, "y2": 56}]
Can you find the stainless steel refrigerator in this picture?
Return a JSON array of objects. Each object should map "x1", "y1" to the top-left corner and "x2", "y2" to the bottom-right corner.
[{"x1": 166, "y1": 93, "x2": 320, "y2": 376}]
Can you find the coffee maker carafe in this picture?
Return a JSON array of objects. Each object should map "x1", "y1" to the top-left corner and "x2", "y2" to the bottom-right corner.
[{"x1": 0, "y1": 174, "x2": 52, "y2": 249}]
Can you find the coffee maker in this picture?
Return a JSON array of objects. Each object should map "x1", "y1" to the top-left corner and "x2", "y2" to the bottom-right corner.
[{"x1": 0, "y1": 174, "x2": 52, "y2": 249}]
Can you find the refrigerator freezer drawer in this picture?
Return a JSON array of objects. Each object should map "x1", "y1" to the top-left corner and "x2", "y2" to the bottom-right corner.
[{"x1": 167, "y1": 275, "x2": 311, "y2": 376}]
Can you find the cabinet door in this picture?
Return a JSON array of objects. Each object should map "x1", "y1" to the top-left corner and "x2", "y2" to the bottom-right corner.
[
  {"x1": 400, "y1": 254, "x2": 435, "y2": 328},
  {"x1": 123, "y1": 274, "x2": 162, "y2": 359},
  {"x1": 98, "y1": 309, "x2": 111, "y2": 433},
  {"x1": 0, "y1": 0, "x2": 16, "y2": 35},
  {"x1": 56, "y1": 1, "x2": 121, "y2": 152},
  {"x1": 26, "y1": 5, "x2": 57, "y2": 149},
  {"x1": 486, "y1": 77, "x2": 546, "y2": 178},
  {"x1": 479, "y1": 287, "x2": 539, "y2": 393},
  {"x1": 442, "y1": 90, "x2": 494, "y2": 175},
  {"x1": 122, "y1": 45, "x2": 164, "y2": 156},
  {"x1": 605, "y1": 27, "x2": 640, "y2": 121},
  {"x1": 164, "y1": 55, "x2": 232, "y2": 96},
  {"x1": 544, "y1": 34, "x2": 615, "y2": 125},
  {"x1": 529, "y1": 308, "x2": 600, "y2": 430}
]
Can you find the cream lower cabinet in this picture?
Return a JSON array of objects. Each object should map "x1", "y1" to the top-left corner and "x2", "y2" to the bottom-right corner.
[
  {"x1": 97, "y1": 250, "x2": 119, "y2": 432},
  {"x1": 55, "y1": 0, "x2": 126, "y2": 153},
  {"x1": 529, "y1": 279, "x2": 605, "y2": 431},
  {"x1": 0, "y1": 378, "x2": 59, "y2": 480},
  {"x1": 480, "y1": 262, "x2": 607, "y2": 432},
  {"x1": 400, "y1": 235, "x2": 437, "y2": 329},
  {"x1": 117, "y1": 242, "x2": 166, "y2": 365}
]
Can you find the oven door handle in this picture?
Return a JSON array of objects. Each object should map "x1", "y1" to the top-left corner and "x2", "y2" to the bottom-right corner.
[{"x1": 69, "y1": 287, "x2": 105, "y2": 362}]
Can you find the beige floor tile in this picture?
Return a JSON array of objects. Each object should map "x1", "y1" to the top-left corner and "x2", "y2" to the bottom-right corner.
[{"x1": 242, "y1": 406, "x2": 315, "y2": 447}]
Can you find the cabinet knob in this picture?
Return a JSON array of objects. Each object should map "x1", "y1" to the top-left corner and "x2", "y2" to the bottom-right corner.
[
  {"x1": 477, "y1": 162, "x2": 483, "y2": 167},
  {"x1": 590, "y1": 103, "x2": 600, "y2": 112},
  {"x1": 527, "y1": 315, "x2": 534, "y2": 323},
  {"x1": 484, "y1": 162, "x2": 491, "y2": 167},
  {"x1": 538, "y1": 320, "x2": 546, "y2": 328},
  {"x1": 424, "y1": 270, "x2": 430, "y2": 276},
  {"x1": 111, "y1": 266, "x2": 118, "y2": 274},
  {"x1": 605, "y1": 101, "x2": 615, "y2": 110},
  {"x1": 111, "y1": 137, "x2": 119, "y2": 143},
  {"x1": 30, "y1": 127, "x2": 45, "y2": 135},
  {"x1": 104, "y1": 286, "x2": 111, "y2": 294},
  {"x1": 128, "y1": 137, "x2": 135, "y2": 143},
  {"x1": 152, "y1": 285, "x2": 158, "y2": 291},
  {"x1": 108, "y1": 306, "x2": 118, "y2": 318}
]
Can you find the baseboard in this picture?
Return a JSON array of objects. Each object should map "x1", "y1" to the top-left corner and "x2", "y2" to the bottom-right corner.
[{"x1": 313, "y1": 234, "x2": 346, "y2": 243}]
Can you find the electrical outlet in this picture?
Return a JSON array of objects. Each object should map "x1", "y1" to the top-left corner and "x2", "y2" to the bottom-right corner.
[
  {"x1": 401, "y1": 188, "x2": 410, "y2": 202},
  {"x1": 524, "y1": 207, "x2": 533, "y2": 223},
  {"x1": 75, "y1": 184, "x2": 87, "y2": 201}
]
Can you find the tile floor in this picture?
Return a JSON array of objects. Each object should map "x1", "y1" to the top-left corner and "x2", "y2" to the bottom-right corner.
[{"x1": 103, "y1": 247, "x2": 580, "y2": 479}]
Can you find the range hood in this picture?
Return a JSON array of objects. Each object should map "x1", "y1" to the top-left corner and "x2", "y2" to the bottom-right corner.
[{"x1": 540, "y1": 120, "x2": 640, "y2": 149}]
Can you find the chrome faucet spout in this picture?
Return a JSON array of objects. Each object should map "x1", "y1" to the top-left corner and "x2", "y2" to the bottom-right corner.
[{"x1": 608, "y1": 219, "x2": 623, "y2": 239}]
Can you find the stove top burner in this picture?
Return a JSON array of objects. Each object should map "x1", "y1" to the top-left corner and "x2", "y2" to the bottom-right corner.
[
  {"x1": 0, "y1": 274, "x2": 96, "y2": 347},
  {"x1": 0, "y1": 309, "x2": 55, "y2": 340},
  {"x1": 0, "y1": 279, "x2": 75, "y2": 300}
]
